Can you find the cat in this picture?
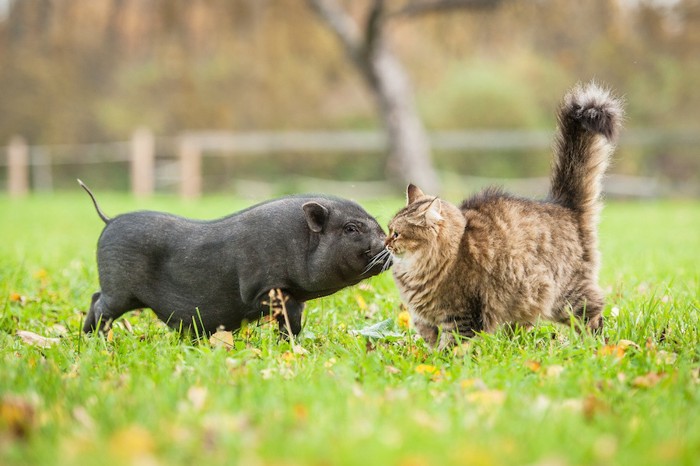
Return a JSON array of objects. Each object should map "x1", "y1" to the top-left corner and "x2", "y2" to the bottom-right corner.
[{"x1": 382, "y1": 82, "x2": 624, "y2": 350}]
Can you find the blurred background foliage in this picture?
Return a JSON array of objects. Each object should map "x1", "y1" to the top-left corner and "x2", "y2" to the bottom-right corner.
[{"x1": 0, "y1": 0, "x2": 698, "y2": 192}]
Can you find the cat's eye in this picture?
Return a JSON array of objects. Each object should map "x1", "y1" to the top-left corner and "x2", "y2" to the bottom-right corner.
[{"x1": 392, "y1": 231, "x2": 399, "y2": 239}]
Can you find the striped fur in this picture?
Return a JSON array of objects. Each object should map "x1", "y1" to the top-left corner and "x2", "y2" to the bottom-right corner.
[{"x1": 387, "y1": 82, "x2": 623, "y2": 350}]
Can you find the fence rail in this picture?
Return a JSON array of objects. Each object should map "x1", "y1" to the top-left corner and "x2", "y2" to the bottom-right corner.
[{"x1": 2, "y1": 129, "x2": 698, "y2": 199}]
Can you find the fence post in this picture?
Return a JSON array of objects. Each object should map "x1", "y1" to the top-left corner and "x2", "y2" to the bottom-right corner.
[
  {"x1": 130, "y1": 128, "x2": 155, "y2": 197},
  {"x1": 179, "y1": 137, "x2": 201, "y2": 199},
  {"x1": 31, "y1": 148, "x2": 53, "y2": 192},
  {"x1": 8, "y1": 136, "x2": 29, "y2": 197}
]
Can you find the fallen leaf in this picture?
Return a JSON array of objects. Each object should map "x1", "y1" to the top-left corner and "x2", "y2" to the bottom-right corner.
[
  {"x1": 293, "y1": 404, "x2": 308, "y2": 422},
  {"x1": 459, "y1": 378, "x2": 487, "y2": 390},
  {"x1": 49, "y1": 324, "x2": 68, "y2": 337},
  {"x1": 16, "y1": 330, "x2": 59, "y2": 348},
  {"x1": 210, "y1": 330, "x2": 234, "y2": 348},
  {"x1": 385, "y1": 365, "x2": 401, "y2": 375},
  {"x1": 108, "y1": 425, "x2": 155, "y2": 461},
  {"x1": 72, "y1": 406, "x2": 95, "y2": 431},
  {"x1": 583, "y1": 395, "x2": 608, "y2": 420},
  {"x1": 618, "y1": 339, "x2": 641, "y2": 351},
  {"x1": 597, "y1": 344, "x2": 625, "y2": 360},
  {"x1": 466, "y1": 389, "x2": 506, "y2": 407},
  {"x1": 9, "y1": 292, "x2": 25, "y2": 304},
  {"x1": 0, "y1": 395, "x2": 36, "y2": 439},
  {"x1": 544, "y1": 365, "x2": 565, "y2": 378},
  {"x1": 292, "y1": 344, "x2": 308, "y2": 355},
  {"x1": 187, "y1": 386, "x2": 208, "y2": 411},
  {"x1": 655, "y1": 351, "x2": 677, "y2": 365},
  {"x1": 355, "y1": 294, "x2": 368, "y2": 310},
  {"x1": 632, "y1": 372, "x2": 665, "y2": 388},
  {"x1": 525, "y1": 360, "x2": 541, "y2": 372},
  {"x1": 415, "y1": 364, "x2": 440, "y2": 376}
]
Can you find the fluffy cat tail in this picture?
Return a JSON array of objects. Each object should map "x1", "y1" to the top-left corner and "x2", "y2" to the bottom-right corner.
[{"x1": 549, "y1": 82, "x2": 623, "y2": 222}]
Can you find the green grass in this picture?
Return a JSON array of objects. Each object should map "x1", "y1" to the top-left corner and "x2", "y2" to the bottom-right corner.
[{"x1": 1, "y1": 193, "x2": 699, "y2": 466}]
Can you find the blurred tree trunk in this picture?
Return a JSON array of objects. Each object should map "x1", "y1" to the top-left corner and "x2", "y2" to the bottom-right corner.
[{"x1": 308, "y1": 0, "x2": 503, "y2": 194}]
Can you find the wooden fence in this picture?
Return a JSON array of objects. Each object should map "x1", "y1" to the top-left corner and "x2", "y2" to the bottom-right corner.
[{"x1": 2, "y1": 128, "x2": 699, "y2": 199}]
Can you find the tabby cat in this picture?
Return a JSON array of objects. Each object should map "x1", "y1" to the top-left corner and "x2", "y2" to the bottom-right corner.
[{"x1": 383, "y1": 82, "x2": 623, "y2": 349}]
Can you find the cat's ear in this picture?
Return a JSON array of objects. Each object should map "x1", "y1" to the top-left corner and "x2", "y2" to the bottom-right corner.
[
  {"x1": 303, "y1": 202, "x2": 329, "y2": 233},
  {"x1": 424, "y1": 198, "x2": 443, "y2": 225},
  {"x1": 406, "y1": 184, "x2": 425, "y2": 205}
]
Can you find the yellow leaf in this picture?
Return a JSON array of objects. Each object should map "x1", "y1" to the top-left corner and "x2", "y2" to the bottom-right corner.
[
  {"x1": 597, "y1": 344, "x2": 625, "y2": 359},
  {"x1": 415, "y1": 364, "x2": 439, "y2": 375},
  {"x1": 324, "y1": 358, "x2": 337, "y2": 369},
  {"x1": 618, "y1": 339, "x2": 641, "y2": 351},
  {"x1": 525, "y1": 360, "x2": 541, "y2": 372},
  {"x1": 9, "y1": 292, "x2": 24, "y2": 303},
  {"x1": 459, "y1": 378, "x2": 486, "y2": 390},
  {"x1": 545, "y1": 365, "x2": 565, "y2": 378},
  {"x1": 355, "y1": 294, "x2": 367, "y2": 310},
  {"x1": 293, "y1": 404, "x2": 308, "y2": 422},
  {"x1": 106, "y1": 328, "x2": 114, "y2": 342},
  {"x1": 33, "y1": 269, "x2": 48, "y2": 280},
  {"x1": 209, "y1": 330, "x2": 234, "y2": 348},
  {"x1": 466, "y1": 389, "x2": 506, "y2": 406},
  {"x1": 108, "y1": 425, "x2": 155, "y2": 460}
]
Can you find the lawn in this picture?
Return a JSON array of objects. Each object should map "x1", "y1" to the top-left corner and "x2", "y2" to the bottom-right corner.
[{"x1": 1, "y1": 192, "x2": 699, "y2": 466}]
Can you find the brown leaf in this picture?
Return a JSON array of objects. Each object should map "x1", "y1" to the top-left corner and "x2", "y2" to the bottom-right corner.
[
  {"x1": 583, "y1": 395, "x2": 608, "y2": 420},
  {"x1": 632, "y1": 372, "x2": 665, "y2": 388},
  {"x1": 16, "y1": 330, "x2": 59, "y2": 348},
  {"x1": 0, "y1": 395, "x2": 36, "y2": 439}
]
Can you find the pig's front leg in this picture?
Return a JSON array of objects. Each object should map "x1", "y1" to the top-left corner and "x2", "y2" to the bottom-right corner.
[{"x1": 260, "y1": 288, "x2": 304, "y2": 338}]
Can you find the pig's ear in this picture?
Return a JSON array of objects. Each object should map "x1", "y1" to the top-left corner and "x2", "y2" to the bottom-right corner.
[
  {"x1": 303, "y1": 202, "x2": 329, "y2": 233},
  {"x1": 406, "y1": 184, "x2": 425, "y2": 205}
]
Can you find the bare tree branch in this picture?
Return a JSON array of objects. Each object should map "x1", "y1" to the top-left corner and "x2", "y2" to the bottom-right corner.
[
  {"x1": 389, "y1": 0, "x2": 503, "y2": 18},
  {"x1": 363, "y1": 0, "x2": 386, "y2": 60},
  {"x1": 307, "y1": 0, "x2": 362, "y2": 61}
]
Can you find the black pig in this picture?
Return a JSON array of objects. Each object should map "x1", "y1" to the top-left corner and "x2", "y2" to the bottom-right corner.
[{"x1": 79, "y1": 180, "x2": 388, "y2": 337}]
